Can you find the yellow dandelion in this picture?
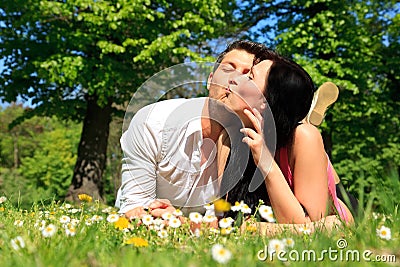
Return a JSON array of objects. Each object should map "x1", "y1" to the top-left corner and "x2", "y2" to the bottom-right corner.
[
  {"x1": 0, "y1": 207, "x2": 5, "y2": 212},
  {"x1": 246, "y1": 224, "x2": 258, "y2": 233},
  {"x1": 221, "y1": 226, "x2": 233, "y2": 235},
  {"x1": 125, "y1": 237, "x2": 149, "y2": 247},
  {"x1": 78, "y1": 194, "x2": 93, "y2": 202},
  {"x1": 114, "y1": 217, "x2": 129, "y2": 230},
  {"x1": 213, "y1": 199, "x2": 231, "y2": 213}
]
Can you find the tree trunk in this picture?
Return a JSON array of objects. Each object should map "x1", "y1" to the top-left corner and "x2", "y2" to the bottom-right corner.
[
  {"x1": 65, "y1": 94, "x2": 112, "y2": 203},
  {"x1": 322, "y1": 113, "x2": 334, "y2": 159},
  {"x1": 12, "y1": 132, "x2": 19, "y2": 169}
]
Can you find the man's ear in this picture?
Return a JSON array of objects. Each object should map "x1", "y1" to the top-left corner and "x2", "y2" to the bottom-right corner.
[{"x1": 207, "y1": 72, "x2": 213, "y2": 90}]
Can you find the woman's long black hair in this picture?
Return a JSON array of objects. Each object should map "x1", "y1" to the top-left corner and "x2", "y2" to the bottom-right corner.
[{"x1": 220, "y1": 43, "x2": 316, "y2": 219}]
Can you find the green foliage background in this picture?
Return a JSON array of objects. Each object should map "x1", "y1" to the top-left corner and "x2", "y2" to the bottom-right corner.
[
  {"x1": 0, "y1": 105, "x2": 80, "y2": 205},
  {"x1": 245, "y1": 0, "x2": 400, "y2": 212}
]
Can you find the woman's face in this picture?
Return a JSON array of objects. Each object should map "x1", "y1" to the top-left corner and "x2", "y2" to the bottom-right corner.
[
  {"x1": 225, "y1": 60, "x2": 272, "y2": 127},
  {"x1": 228, "y1": 60, "x2": 272, "y2": 113}
]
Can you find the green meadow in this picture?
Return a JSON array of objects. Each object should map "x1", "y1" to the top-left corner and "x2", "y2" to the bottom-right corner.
[{"x1": 0, "y1": 183, "x2": 398, "y2": 267}]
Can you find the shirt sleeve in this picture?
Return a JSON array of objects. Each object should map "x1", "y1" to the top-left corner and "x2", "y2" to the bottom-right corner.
[{"x1": 116, "y1": 106, "x2": 160, "y2": 214}]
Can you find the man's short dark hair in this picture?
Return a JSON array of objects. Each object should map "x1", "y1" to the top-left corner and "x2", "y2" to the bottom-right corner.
[{"x1": 213, "y1": 40, "x2": 276, "y2": 72}]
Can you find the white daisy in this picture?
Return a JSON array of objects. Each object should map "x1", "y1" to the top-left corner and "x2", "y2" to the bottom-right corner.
[
  {"x1": 268, "y1": 239, "x2": 285, "y2": 255},
  {"x1": 60, "y1": 215, "x2": 71, "y2": 224},
  {"x1": 70, "y1": 218, "x2": 80, "y2": 226},
  {"x1": 173, "y1": 209, "x2": 183, "y2": 217},
  {"x1": 10, "y1": 236, "x2": 25, "y2": 250},
  {"x1": 141, "y1": 214, "x2": 154, "y2": 226},
  {"x1": 209, "y1": 228, "x2": 220, "y2": 234},
  {"x1": 34, "y1": 220, "x2": 47, "y2": 231},
  {"x1": 189, "y1": 212, "x2": 203, "y2": 224},
  {"x1": 101, "y1": 207, "x2": 113, "y2": 213},
  {"x1": 152, "y1": 219, "x2": 165, "y2": 231},
  {"x1": 65, "y1": 226, "x2": 77, "y2": 237},
  {"x1": 204, "y1": 203, "x2": 214, "y2": 210},
  {"x1": 230, "y1": 201, "x2": 243, "y2": 212},
  {"x1": 219, "y1": 217, "x2": 234, "y2": 228},
  {"x1": 90, "y1": 215, "x2": 103, "y2": 223},
  {"x1": 14, "y1": 220, "x2": 24, "y2": 227},
  {"x1": 169, "y1": 217, "x2": 181, "y2": 228},
  {"x1": 240, "y1": 203, "x2": 252, "y2": 214},
  {"x1": 0, "y1": 196, "x2": 7, "y2": 204},
  {"x1": 42, "y1": 224, "x2": 57, "y2": 237},
  {"x1": 153, "y1": 218, "x2": 164, "y2": 225},
  {"x1": 69, "y1": 208, "x2": 81, "y2": 214},
  {"x1": 64, "y1": 203, "x2": 72, "y2": 209},
  {"x1": 211, "y1": 244, "x2": 232, "y2": 264},
  {"x1": 283, "y1": 238, "x2": 295, "y2": 248},
  {"x1": 203, "y1": 214, "x2": 217, "y2": 223},
  {"x1": 298, "y1": 225, "x2": 312, "y2": 235},
  {"x1": 259, "y1": 205, "x2": 276, "y2": 223},
  {"x1": 106, "y1": 214, "x2": 120, "y2": 223},
  {"x1": 158, "y1": 229, "x2": 168, "y2": 238},
  {"x1": 376, "y1": 225, "x2": 391, "y2": 240},
  {"x1": 161, "y1": 212, "x2": 174, "y2": 221}
]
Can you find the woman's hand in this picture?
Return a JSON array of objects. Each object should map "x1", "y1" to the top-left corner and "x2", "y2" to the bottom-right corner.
[{"x1": 240, "y1": 108, "x2": 271, "y2": 169}]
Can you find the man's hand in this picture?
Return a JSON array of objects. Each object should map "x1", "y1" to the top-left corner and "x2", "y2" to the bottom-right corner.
[
  {"x1": 148, "y1": 199, "x2": 176, "y2": 218},
  {"x1": 124, "y1": 199, "x2": 176, "y2": 222},
  {"x1": 125, "y1": 206, "x2": 147, "y2": 220}
]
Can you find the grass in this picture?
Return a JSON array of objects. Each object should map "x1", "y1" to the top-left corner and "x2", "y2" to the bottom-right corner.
[{"x1": 0, "y1": 192, "x2": 399, "y2": 267}]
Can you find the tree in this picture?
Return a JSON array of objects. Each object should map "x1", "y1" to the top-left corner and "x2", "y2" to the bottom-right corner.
[
  {"x1": 245, "y1": 0, "x2": 400, "y2": 196},
  {"x1": 0, "y1": 0, "x2": 238, "y2": 202}
]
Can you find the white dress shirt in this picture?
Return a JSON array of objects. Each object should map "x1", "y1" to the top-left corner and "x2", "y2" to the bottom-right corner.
[{"x1": 115, "y1": 98, "x2": 220, "y2": 215}]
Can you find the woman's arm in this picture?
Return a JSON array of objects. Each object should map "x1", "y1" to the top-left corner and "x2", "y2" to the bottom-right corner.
[
  {"x1": 241, "y1": 215, "x2": 343, "y2": 236},
  {"x1": 290, "y1": 123, "x2": 331, "y2": 221},
  {"x1": 241, "y1": 109, "x2": 330, "y2": 223}
]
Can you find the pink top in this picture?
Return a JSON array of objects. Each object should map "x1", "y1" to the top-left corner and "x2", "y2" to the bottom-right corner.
[{"x1": 276, "y1": 147, "x2": 349, "y2": 222}]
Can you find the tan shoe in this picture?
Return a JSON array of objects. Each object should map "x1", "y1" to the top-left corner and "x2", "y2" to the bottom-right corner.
[{"x1": 306, "y1": 82, "x2": 339, "y2": 126}]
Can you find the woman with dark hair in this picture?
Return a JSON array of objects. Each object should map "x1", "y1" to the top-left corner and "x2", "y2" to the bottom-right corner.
[{"x1": 221, "y1": 55, "x2": 356, "y2": 233}]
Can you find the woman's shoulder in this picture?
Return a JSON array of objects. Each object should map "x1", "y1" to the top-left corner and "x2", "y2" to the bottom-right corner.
[
  {"x1": 294, "y1": 123, "x2": 323, "y2": 141},
  {"x1": 290, "y1": 123, "x2": 327, "y2": 170},
  {"x1": 292, "y1": 123, "x2": 325, "y2": 153}
]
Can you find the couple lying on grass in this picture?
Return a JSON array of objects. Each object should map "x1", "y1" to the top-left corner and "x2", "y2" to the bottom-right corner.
[{"x1": 115, "y1": 40, "x2": 359, "y2": 235}]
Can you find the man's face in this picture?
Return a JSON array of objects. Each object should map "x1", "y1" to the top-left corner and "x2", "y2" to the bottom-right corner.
[
  {"x1": 208, "y1": 49, "x2": 272, "y2": 127},
  {"x1": 208, "y1": 49, "x2": 254, "y2": 102}
]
